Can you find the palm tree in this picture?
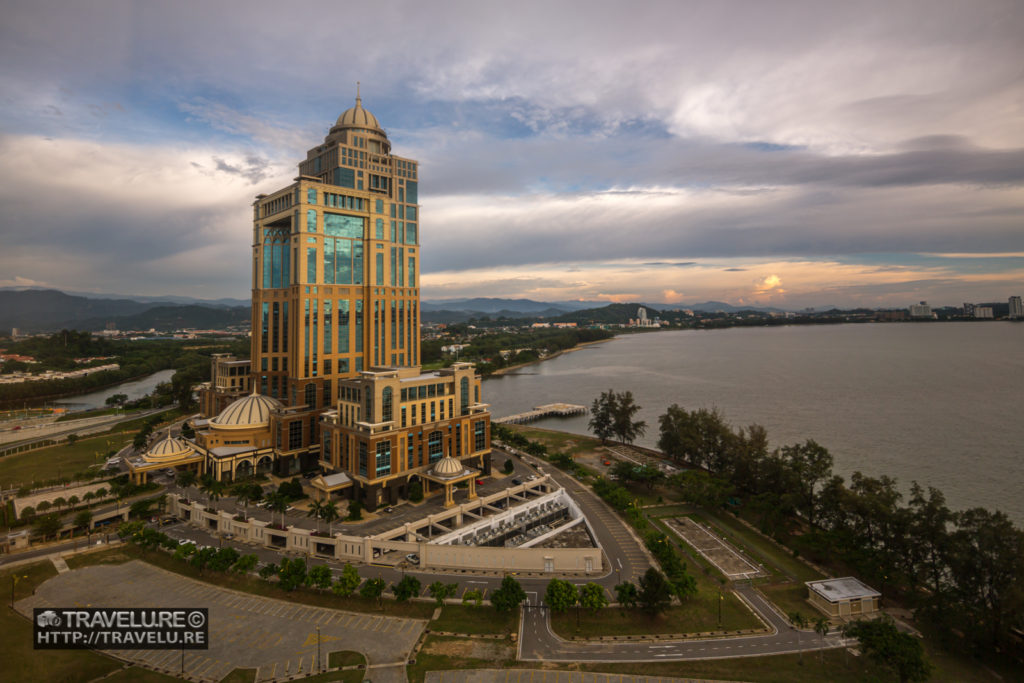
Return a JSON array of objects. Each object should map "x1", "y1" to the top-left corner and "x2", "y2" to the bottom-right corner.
[
  {"x1": 94, "y1": 487, "x2": 108, "y2": 501},
  {"x1": 176, "y1": 470, "x2": 198, "y2": 490},
  {"x1": 813, "y1": 616, "x2": 830, "y2": 665},
  {"x1": 231, "y1": 483, "x2": 254, "y2": 519},
  {"x1": 53, "y1": 496, "x2": 67, "y2": 511},
  {"x1": 83, "y1": 491, "x2": 96, "y2": 505},
  {"x1": 307, "y1": 499, "x2": 325, "y2": 533},
  {"x1": 68, "y1": 495, "x2": 80, "y2": 510},
  {"x1": 265, "y1": 492, "x2": 288, "y2": 528},
  {"x1": 74, "y1": 510, "x2": 93, "y2": 540},
  {"x1": 789, "y1": 611, "x2": 808, "y2": 663},
  {"x1": 320, "y1": 500, "x2": 340, "y2": 536}
]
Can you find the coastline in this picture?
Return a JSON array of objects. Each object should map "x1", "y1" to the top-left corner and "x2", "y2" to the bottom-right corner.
[{"x1": 486, "y1": 336, "x2": 615, "y2": 377}]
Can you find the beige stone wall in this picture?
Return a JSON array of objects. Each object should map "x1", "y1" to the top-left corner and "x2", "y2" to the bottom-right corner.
[{"x1": 171, "y1": 495, "x2": 601, "y2": 573}]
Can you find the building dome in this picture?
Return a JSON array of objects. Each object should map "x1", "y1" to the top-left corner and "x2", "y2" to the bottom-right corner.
[
  {"x1": 431, "y1": 455, "x2": 465, "y2": 478},
  {"x1": 212, "y1": 392, "x2": 282, "y2": 429},
  {"x1": 143, "y1": 433, "x2": 194, "y2": 463},
  {"x1": 336, "y1": 96, "x2": 382, "y2": 132}
]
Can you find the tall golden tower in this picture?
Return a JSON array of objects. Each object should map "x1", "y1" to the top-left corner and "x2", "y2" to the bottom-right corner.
[{"x1": 251, "y1": 91, "x2": 421, "y2": 414}]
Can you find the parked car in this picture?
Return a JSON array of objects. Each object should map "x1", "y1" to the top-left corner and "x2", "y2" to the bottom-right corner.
[
  {"x1": 511, "y1": 478, "x2": 522, "y2": 485},
  {"x1": 405, "y1": 553, "x2": 419, "y2": 565}
]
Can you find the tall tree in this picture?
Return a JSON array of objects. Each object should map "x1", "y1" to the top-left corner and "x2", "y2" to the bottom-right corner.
[
  {"x1": 491, "y1": 575, "x2": 528, "y2": 612},
  {"x1": 578, "y1": 582, "x2": 609, "y2": 612},
  {"x1": 544, "y1": 578, "x2": 579, "y2": 614},
  {"x1": 781, "y1": 440, "x2": 833, "y2": 526},
  {"x1": 947, "y1": 507, "x2": 1024, "y2": 648},
  {"x1": 612, "y1": 390, "x2": 646, "y2": 445},
  {"x1": 332, "y1": 563, "x2": 361, "y2": 597},
  {"x1": 845, "y1": 617, "x2": 932, "y2": 683},
  {"x1": 588, "y1": 390, "x2": 618, "y2": 444},
  {"x1": 637, "y1": 567, "x2": 673, "y2": 615},
  {"x1": 614, "y1": 581, "x2": 638, "y2": 609}
]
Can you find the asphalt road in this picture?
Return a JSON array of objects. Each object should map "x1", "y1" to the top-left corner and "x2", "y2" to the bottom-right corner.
[{"x1": 518, "y1": 583, "x2": 847, "y2": 662}]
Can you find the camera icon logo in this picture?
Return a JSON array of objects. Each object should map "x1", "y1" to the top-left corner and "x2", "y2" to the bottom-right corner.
[{"x1": 37, "y1": 610, "x2": 61, "y2": 627}]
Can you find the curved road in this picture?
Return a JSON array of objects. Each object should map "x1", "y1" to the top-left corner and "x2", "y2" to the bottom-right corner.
[{"x1": 518, "y1": 583, "x2": 845, "y2": 662}]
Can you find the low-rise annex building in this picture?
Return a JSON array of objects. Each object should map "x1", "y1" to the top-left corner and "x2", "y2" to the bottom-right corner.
[{"x1": 806, "y1": 576, "x2": 881, "y2": 620}]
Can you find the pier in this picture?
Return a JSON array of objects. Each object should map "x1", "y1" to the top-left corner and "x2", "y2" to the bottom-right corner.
[{"x1": 494, "y1": 403, "x2": 587, "y2": 424}]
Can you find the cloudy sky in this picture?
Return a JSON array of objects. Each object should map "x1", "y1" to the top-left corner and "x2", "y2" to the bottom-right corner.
[{"x1": 1, "y1": 0, "x2": 1022, "y2": 309}]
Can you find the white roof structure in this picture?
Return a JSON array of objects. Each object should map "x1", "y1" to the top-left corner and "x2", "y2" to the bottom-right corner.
[{"x1": 806, "y1": 577, "x2": 880, "y2": 603}]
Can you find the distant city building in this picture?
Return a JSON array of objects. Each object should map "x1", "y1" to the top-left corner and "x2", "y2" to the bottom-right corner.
[
  {"x1": 1009, "y1": 295, "x2": 1023, "y2": 319},
  {"x1": 908, "y1": 301, "x2": 933, "y2": 318},
  {"x1": 630, "y1": 306, "x2": 659, "y2": 328},
  {"x1": 962, "y1": 302, "x2": 975, "y2": 317},
  {"x1": 975, "y1": 306, "x2": 994, "y2": 319}
]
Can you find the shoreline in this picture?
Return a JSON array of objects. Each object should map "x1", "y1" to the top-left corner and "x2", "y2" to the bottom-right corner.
[{"x1": 485, "y1": 336, "x2": 615, "y2": 377}]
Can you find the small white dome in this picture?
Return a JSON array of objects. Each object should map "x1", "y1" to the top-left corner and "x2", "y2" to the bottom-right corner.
[
  {"x1": 143, "y1": 434, "x2": 193, "y2": 463},
  {"x1": 431, "y1": 455, "x2": 464, "y2": 478}
]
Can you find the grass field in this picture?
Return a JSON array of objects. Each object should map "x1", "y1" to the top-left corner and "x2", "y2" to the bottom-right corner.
[
  {"x1": 504, "y1": 425, "x2": 602, "y2": 458},
  {"x1": 693, "y1": 510, "x2": 825, "y2": 583},
  {"x1": 430, "y1": 604, "x2": 519, "y2": 635},
  {"x1": 0, "y1": 433, "x2": 128, "y2": 488},
  {"x1": 550, "y1": 593, "x2": 762, "y2": 639}
]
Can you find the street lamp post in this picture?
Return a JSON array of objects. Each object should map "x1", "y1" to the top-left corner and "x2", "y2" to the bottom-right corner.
[{"x1": 316, "y1": 624, "x2": 321, "y2": 673}]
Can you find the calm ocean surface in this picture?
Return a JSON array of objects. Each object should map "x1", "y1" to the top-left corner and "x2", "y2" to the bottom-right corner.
[{"x1": 484, "y1": 323, "x2": 1024, "y2": 523}]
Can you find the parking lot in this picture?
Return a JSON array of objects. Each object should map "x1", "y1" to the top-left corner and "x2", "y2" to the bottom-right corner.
[{"x1": 17, "y1": 561, "x2": 427, "y2": 682}]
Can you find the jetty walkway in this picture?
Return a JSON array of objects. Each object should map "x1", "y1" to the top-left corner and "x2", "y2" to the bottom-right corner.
[{"x1": 494, "y1": 403, "x2": 586, "y2": 424}]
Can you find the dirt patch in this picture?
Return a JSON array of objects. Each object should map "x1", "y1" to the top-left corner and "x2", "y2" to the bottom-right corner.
[{"x1": 421, "y1": 638, "x2": 514, "y2": 661}]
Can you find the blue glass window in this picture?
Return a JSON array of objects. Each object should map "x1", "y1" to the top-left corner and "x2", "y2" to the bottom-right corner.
[
  {"x1": 307, "y1": 247, "x2": 317, "y2": 283},
  {"x1": 324, "y1": 213, "x2": 362, "y2": 238},
  {"x1": 376, "y1": 218, "x2": 384, "y2": 240},
  {"x1": 376, "y1": 252, "x2": 384, "y2": 286},
  {"x1": 406, "y1": 223, "x2": 416, "y2": 244},
  {"x1": 408, "y1": 256, "x2": 416, "y2": 287},
  {"x1": 406, "y1": 181, "x2": 417, "y2": 203},
  {"x1": 405, "y1": 206, "x2": 417, "y2": 221},
  {"x1": 307, "y1": 187, "x2": 317, "y2": 204},
  {"x1": 428, "y1": 431, "x2": 443, "y2": 462},
  {"x1": 376, "y1": 441, "x2": 391, "y2": 477},
  {"x1": 375, "y1": 199, "x2": 384, "y2": 213}
]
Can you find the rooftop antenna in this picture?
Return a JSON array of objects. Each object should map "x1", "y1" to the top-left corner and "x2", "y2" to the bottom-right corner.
[{"x1": 356, "y1": 81, "x2": 361, "y2": 106}]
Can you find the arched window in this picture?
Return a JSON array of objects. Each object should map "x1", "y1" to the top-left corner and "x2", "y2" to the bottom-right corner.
[
  {"x1": 382, "y1": 387, "x2": 393, "y2": 422},
  {"x1": 460, "y1": 377, "x2": 469, "y2": 414}
]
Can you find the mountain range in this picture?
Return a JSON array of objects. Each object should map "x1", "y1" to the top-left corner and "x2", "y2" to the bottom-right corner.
[{"x1": 0, "y1": 288, "x2": 787, "y2": 334}]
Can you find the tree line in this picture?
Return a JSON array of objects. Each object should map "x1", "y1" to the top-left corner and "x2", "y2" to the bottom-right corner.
[{"x1": 598, "y1": 399, "x2": 1023, "y2": 657}]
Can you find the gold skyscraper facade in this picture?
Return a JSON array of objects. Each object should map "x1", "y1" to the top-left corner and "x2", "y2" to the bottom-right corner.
[{"x1": 251, "y1": 93, "x2": 421, "y2": 417}]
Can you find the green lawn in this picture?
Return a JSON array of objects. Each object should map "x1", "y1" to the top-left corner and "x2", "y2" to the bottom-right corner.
[
  {"x1": 505, "y1": 425, "x2": 602, "y2": 458},
  {"x1": 759, "y1": 582, "x2": 814, "y2": 621},
  {"x1": 430, "y1": 604, "x2": 519, "y2": 636},
  {"x1": 0, "y1": 561, "x2": 124, "y2": 682},
  {"x1": 0, "y1": 433, "x2": 129, "y2": 488},
  {"x1": 327, "y1": 650, "x2": 365, "y2": 668},
  {"x1": 550, "y1": 594, "x2": 762, "y2": 638}
]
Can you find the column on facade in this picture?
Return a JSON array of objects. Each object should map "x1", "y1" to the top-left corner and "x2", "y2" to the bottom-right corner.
[
  {"x1": 468, "y1": 477, "x2": 477, "y2": 501},
  {"x1": 443, "y1": 483, "x2": 454, "y2": 508}
]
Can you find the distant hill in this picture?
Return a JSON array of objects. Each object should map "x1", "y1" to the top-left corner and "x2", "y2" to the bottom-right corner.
[
  {"x1": 76, "y1": 305, "x2": 251, "y2": 332},
  {"x1": 0, "y1": 286, "x2": 249, "y2": 308},
  {"x1": 0, "y1": 289, "x2": 249, "y2": 333},
  {"x1": 551, "y1": 303, "x2": 663, "y2": 325}
]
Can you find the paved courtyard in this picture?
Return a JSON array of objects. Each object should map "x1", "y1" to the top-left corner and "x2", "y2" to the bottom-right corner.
[
  {"x1": 664, "y1": 517, "x2": 765, "y2": 580},
  {"x1": 16, "y1": 561, "x2": 426, "y2": 682}
]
